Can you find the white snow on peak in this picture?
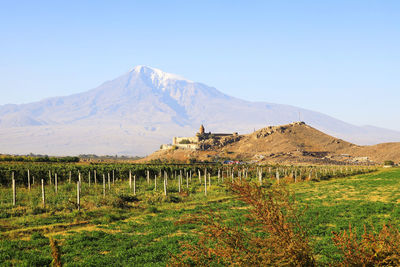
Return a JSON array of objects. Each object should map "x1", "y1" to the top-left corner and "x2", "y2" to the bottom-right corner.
[{"x1": 129, "y1": 65, "x2": 193, "y2": 88}]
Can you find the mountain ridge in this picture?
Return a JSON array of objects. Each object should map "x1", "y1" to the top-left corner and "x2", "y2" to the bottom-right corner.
[{"x1": 0, "y1": 66, "x2": 399, "y2": 156}]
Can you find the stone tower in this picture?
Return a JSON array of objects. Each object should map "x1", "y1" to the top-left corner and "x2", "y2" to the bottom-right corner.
[{"x1": 199, "y1": 124, "x2": 205, "y2": 135}]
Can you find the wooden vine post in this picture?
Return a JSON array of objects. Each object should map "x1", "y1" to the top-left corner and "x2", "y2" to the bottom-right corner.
[
  {"x1": 178, "y1": 172, "x2": 181, "y2": 193},
  {"x1": 55, "y1": 173, "x2": 58, "y2": 194},
  {"x1": 12, "y1": 172, "x2": 16, "y2": 207},
  {"x1": 41, "y1": 179, "x2": 45, "y2": 208},
  {"x1": 204, "y1": 172, "x2": 207, "y2": 196},
  {"x1": 198, "y1": 170, "x2": 201, "y2": 184},
  {"x1": 78, "y1": 172, "x2": 81, "y2": 193},
  {"x1": 163, "y1": 176, "x2": 167, "y2": 196},
  {"x1": 133, "y1": 175, "x2": 136, "y2": 195},
  {"x1": 276, "y1": 170, "x2": 280, "y2": 184},
  {"x1": 77, "y1": 181, "x2": 80, "y2": 211},
  {"x1": 27, "y1": 169, "x2": 31, "y2": 191},
  {"x1": 129, "y1": 170, "x2": 132, "y2": 190},
  {"x1": 103, "y1": 174, "x2": 106, "y2": 197}
]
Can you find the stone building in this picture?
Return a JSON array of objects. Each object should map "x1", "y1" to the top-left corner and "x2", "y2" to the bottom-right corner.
[{"x1": 161, "y1": 125, "x2": 237, "y2": 150}]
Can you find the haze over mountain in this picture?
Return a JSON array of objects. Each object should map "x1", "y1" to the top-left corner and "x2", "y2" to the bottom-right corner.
[{"x1": 1, "y1": 65, "x2": 399, "y2": 156}]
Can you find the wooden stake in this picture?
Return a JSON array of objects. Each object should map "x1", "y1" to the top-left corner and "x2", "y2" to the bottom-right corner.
[
  {"x1": 129, "y1": 170, "x2": 132, "y2": 189},
  {"x1": 77, "y1": 181, "x2": 80, "y2": 211},
  {"x1": 69, "y1": 171, "x2": 71, "y2": 184},
  {"x1": 78, "y1": 172, "x2": 81, "y2": 193},
  {"x1": 12, "y1": 173, "x2": 16, "y2": 207},
  {"x1": 88, "y1": 171, "x2": 91, "y2": 187},
  {"x1": 103, "y1": 174, "x2": 106, "y2": 197},
  {"x1": 204, "y1": 172, "x2": 207, "y2": 196},
  {"x1": 198, "y1": 170, "x2": 201, "y2": 183},
  {"x1": 27, "y1": 169, "x2": 30, "y2": 191},
  {"x1": 94, "y1": 170, "x2": 97, "y2": 185},
  {"x1": 41, "y1": 179, "x2": 45, "y2": 208},
  {"x1": 55, "y1": 173, "x2": 58, "y2": 194},
  {"x1": 133, "y1": 175, "x2": 136, "y2": 195},
  {"x1": 276, "y1": 170, "x2": 280, "y2": 184},
  {"x1": 163, "y1": 176, "x2": 167, "y2": 196},
  {"x1": 108, "y1": 173, "x2": 111, "y2": 190},
  {"x1": 178, "y1": 172, "x2": 181, "y2": 193}
]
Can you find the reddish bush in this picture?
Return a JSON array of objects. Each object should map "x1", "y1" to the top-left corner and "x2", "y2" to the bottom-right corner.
[
  {"x1": 169, "y1": 181, "x2": 315, "y2": 266},
  {"x1": 332, "y1": 223, "x2": 400, "y2": 266}
]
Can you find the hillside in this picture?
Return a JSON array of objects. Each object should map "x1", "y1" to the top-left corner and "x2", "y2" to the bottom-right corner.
[
  {"x1": 1, "y1": 66, "x2": 400, "y2": 156},
  {"x1": 142, "y1": 122, "x2": 400, "y2": 164}
]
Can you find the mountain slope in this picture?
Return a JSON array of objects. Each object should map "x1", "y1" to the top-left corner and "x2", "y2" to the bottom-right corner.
[{"x1": 0, "y1": 66, "x2": 400, "y2": 156}]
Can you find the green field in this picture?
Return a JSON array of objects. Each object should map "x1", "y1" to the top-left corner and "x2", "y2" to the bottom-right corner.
[{"x1": 0, "y1": 165, "x2": 398, "y2": 266}]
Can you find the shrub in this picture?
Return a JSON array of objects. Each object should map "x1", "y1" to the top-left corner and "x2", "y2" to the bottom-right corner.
[
  {"x1": 49, "y1": 238, "x2": 62, "y2": 267},
  {"x1": 169, "y1": 181, "x2": 315, "y2": 266},
  {"x1": 384, "y1": 160, "x2": 395, "y2": 166},
  {"x1": 112, "y1": 194, "x2": 139, "y2": 209},
  {"x1": 167, "y1": 195, "x2": 182, "y2": 203},
  {"x1": 179, "y1": 139, "x2": 191, "y2": 144},
  {"x1": 147, "y1": 206, "x2": 160, "y2": 213},
  {"x1": 31, "y1": 232, "x2": 47, "y2": 241},
  {"x1": 332, "y1": 224, "x2": 400, "y2": 266}
]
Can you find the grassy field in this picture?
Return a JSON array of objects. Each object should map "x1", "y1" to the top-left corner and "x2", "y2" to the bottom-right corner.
[
  {"x1": 0, "y1": 167, "x2": 399, "y2": 266},
  {"x1": 294, "y1": 167, "x2": 400, "y2": 263}
]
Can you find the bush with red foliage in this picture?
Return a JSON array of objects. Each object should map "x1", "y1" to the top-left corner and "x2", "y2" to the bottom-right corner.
[
  {"x1": 169, "y1": 181, "x2": 316, "y2": 266},
  {"x1": 332, "y1": 223, "x2": 400, "y2": 266}
]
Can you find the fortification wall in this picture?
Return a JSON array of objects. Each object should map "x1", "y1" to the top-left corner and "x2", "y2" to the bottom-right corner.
[
  {"x1": 173, "y1": 136, "x2": 199, "y2": 145},
  {"x1": 161, "y1": 144, "x2": 199, "y2": 150}
]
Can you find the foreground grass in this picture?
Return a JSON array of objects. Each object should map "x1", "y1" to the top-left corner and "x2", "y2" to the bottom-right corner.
[
  {"x1": 0, "y1": 168, "x2": 399, "y2": 266},
  {"x1": 293, "y1": 168, "x2": 400, "y2": 263}
]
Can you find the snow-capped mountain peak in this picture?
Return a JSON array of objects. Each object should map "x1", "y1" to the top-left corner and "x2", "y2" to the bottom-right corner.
[{"x1": 130, "y1": 65, "x2": 193, "y2": 90}]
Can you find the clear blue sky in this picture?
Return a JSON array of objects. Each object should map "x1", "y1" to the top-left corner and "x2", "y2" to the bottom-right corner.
[{"x1": 0, "y1": 1, "x2": 399, "y2": 130}]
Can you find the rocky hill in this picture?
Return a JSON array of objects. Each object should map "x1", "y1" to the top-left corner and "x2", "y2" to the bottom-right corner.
[{"x1": 142, "y1": 122, "x2": 400, "y2": 164}]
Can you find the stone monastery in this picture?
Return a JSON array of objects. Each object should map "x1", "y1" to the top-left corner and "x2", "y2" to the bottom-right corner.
[{"x1": 161, "y1": 125, "x2": 238, "y2": 150}]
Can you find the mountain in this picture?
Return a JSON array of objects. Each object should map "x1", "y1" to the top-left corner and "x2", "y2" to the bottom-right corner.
[{"x1": 1, "y1": 65, "x2": 400, "y2": 156}]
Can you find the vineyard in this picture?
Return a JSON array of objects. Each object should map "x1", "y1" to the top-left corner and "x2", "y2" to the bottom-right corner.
[{"x1": 0, "y1": 162, "x2": 388, "y2": 266}]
